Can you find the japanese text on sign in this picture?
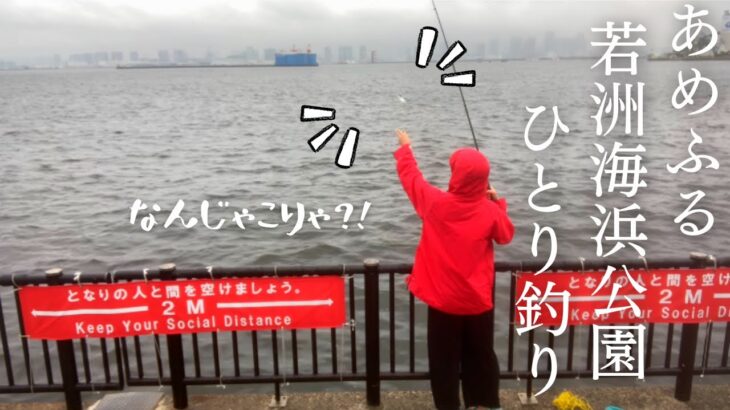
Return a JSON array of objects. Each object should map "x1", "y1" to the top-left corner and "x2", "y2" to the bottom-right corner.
[
  {"x1": 19, "y1": 276, "x2": 346, "y2": 340},
  {"x1": 515, "y1": 267, "x2": 730, "y2": 328}
]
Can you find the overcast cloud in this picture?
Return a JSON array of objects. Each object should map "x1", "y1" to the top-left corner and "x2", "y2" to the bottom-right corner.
[{"x1": 1, "y1": 0, "x2": 728, "y2": 60}]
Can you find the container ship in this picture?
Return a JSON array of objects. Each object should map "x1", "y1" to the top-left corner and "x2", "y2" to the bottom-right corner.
[{"x1": 274, "y1": 47, "x2": 318, "y2": 67}]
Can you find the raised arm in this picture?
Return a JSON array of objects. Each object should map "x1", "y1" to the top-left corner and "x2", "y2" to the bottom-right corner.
[{"x1": 393, "y1": 129, "x2": 442, "y2": 218}]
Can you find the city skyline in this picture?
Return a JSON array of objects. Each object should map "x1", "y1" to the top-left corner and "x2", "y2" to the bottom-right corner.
[
  {"x1": 0, "y1": 31, "x2": 599, "y2": 69},
  {"x1": 2, "y1": 0, "x2": 730, "y2": 65}
]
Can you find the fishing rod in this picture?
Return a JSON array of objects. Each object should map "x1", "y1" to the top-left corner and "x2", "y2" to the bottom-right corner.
[{"x1": 430, "y1": 0, "x2": 480, "y2": 151}]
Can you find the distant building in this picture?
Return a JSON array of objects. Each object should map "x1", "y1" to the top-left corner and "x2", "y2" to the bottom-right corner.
[
  {"x1": 68, "y1": 53, "x2": 94, "y2": 66},
  {"x1": 173, "y1": 49, "x2": 188, "y2": 63},
  {"x1": 544, "y1": 31, "x2": 557, "y2": 57},
  {"x1": 244, "y1": 47, "x2": 259, "y2": 62},
  {"x1": 542, "y1": 34, "x2": 586, "y2": 58},
  {"x1": 524, "y1": 37, "x2": 537, "y2": 59},
  {"x1": 0, "y1": 59, "x2": 18, "y2": 70},
  {"x1": 338, "y1": 46, "x2": 353, "y2": 63},
  {"x1": 323, "y1": 46, "x2": 332, "y2": 64},
  {"x1": 509, "y1": 37, "x2": 523, "y2": 59},
  {"x1": 488, "y1": 38, "x2": 500, "y2": 58},
  {"x1": 359, "y1": 45, "x2": 367, "y2": 62},
  {"x1": 111, "y1": 51, "x2": 123, "y2": 62},
  {"x1": 129, "y1": 51, "x2": 139, "y2": 62},
  {"x1": 158, "y1": 50, "x2": 170, "y2": 63},
  {"x1": 475, "y1": 43, "x2": 486, "y2": 60},
  {"x1": 403, "y1": 46, "x2": 414, "y2": 63},
  {"x1": 264, "y1": 48, "x2": 276, "y2": 61},
  {"x1": 94, "y1": 52, "x2": 109, "y2": 65},
  {"x1": 572, "y1": 33, "x2": 588, "y2": 57}
]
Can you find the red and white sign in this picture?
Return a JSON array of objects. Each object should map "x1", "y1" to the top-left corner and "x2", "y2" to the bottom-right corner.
[
  {"x1": 19, "y1": 276, "x2": 345, "y2": 340},
  {"x1": 515, "y1": 268, "x2": 730, "y2": 325}
]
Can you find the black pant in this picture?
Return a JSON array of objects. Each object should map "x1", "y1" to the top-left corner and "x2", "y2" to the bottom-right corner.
[{"x1": 428, "y1": 305, "x2": 500, "y2": 410}]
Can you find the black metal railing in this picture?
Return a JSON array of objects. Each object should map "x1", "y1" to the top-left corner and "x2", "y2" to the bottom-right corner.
[{"x1": 0, "y1": 255, "x2": 728, "y2": 409}]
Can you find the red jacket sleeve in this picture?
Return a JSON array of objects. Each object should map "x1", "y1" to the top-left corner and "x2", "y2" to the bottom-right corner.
[
  {"x1": 394, "y1": 144, "x2": 442, "y2": 218},
  {"x1": 492, "y1": 198, "x2": 515, "y2": 245}
]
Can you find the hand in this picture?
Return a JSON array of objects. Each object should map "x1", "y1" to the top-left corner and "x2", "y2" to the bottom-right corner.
[
  {"x1": 486, "y1": 184, "x2": 499, "y2": 201},
  {"x1": 395, "y1": 128, "x2": 411, "y2": 146}
]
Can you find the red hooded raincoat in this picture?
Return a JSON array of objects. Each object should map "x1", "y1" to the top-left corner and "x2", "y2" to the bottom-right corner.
[{"x1": 394, "y1": 144, "x2": 515, "y2": 315}]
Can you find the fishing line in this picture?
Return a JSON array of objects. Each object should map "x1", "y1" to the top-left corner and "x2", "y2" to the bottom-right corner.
[{"x1": 430, "y1": 0, "x2": 480, "y2": 151}]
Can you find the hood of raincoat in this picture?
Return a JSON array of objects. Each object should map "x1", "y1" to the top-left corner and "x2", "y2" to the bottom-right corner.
[{"x1": 447, "y1": 148, "x2": 490, "y2": 199}]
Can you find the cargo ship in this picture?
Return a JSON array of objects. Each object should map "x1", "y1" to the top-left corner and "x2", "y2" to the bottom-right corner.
[{"x1": 274, "y1": 47, "x2": 318, "y2": 67}]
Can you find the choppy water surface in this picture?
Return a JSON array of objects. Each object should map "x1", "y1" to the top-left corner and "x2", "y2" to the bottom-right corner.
[{"x1": 0, "y1": 61, "x2": 728, "y2": 398}]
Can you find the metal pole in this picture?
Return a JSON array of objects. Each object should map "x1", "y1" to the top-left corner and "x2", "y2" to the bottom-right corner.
[
  {"x1": 517, "y1": 329, "x2": 538, "y2": 405},
  {"x1": 57, "y1": 340, "x2": 82, "y2": 410},
  {"x1": 674, "y1": 252, "x2": 711, "y2": 401},
  {"x1": 364, "y1": 258, "x2": 381, "y2": 406},
  {"x1": 166, "y1": 335, "x2": 188, "y2": 409},
  {"x1": 160, "y1": 263, "x2": 188, "y2": 409},
  {"x1": 526, "y1": 330, "x2": 534, "y2": 397},
  {"x1": 675, "y1": 323, "x2": 699, "y2": 401}
]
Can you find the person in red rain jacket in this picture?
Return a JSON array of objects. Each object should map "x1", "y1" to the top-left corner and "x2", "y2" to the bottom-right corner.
[{"x1": 393, "y1": 129, "x2": 514, "y2": 410}]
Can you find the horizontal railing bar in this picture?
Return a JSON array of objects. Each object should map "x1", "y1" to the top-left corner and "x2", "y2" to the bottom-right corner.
[
  {"x1": 377, "y1": 370, "x2": 688, "y2": 381},
  {"x1": 500, "y1": 368, "x2": 685, "y2": 379},
  {"x1": 2, "y1": 256, "x2": 726, "y2": 286},
  {"x1": 0, "y1": 385, "x2": 65, "y2": 393},
  {"x1": 76, "y1": 382, "x2": 124, "y2": 391},
  {"x1": 381, "y1": 372, "x2": 429, "y2": 380},
  {"x1": 692, "y1": 368, "x2": 730, "y2": 375},
  {"x1": 0, "y1": 382, "x2": 121, "y2": 394},
  {"x1": 127, "y1": 374, "x2": 368, "y2": 386},
  {"x1": 184, "y1": 374, "x2": 366, "y2": 384},
  {"x1": 508, "y1": 256, "x2": 729, "y2": 273},
  {"x1": 123, "y1": 363, "x2": 729, "y2": 387},
  {"x1": 498, "y1": 366, "x2": 728, "y2": 379},
  {"x1": 10, "y1": 363, "x2": 730, "y2": 393},
  {"x1": 127, "y1": 378, "x2": 172, "y2": 386}
]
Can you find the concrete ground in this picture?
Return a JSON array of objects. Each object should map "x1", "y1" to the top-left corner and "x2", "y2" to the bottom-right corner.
[{"x1": 0, "y1": 384, "x2": 729, "y2": 410}]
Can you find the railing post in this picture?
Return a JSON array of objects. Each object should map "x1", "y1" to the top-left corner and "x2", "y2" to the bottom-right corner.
[
  {"x1": 166, "y1": 334, "x2": 187, "y2": 408},
  {"x1": 364, "y1": 258, "x2": 381, "y2": 406},
  {"x1": 57, "y1": 340, "x2": 82, "y2": 410},
  {"x1": 675, "y1": 252, "x2": 711, "y2": 402},
  {"x1": 160, "y1": 263, "x2": 188, "y2": 409},
  {"x1": 675, "y1": 323, "x2": 699, "y2": 401},
  {"x1": 46, "y1": 268, "x2": 83, "y2": 410},
  {"x1": 518, "y1": 329, "x2": 538, "y2": 405}
]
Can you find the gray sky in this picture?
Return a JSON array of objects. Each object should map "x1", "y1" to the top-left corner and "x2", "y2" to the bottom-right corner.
[{"x1": 1, "y1": 0, "x2": 728, "y2": 60}]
